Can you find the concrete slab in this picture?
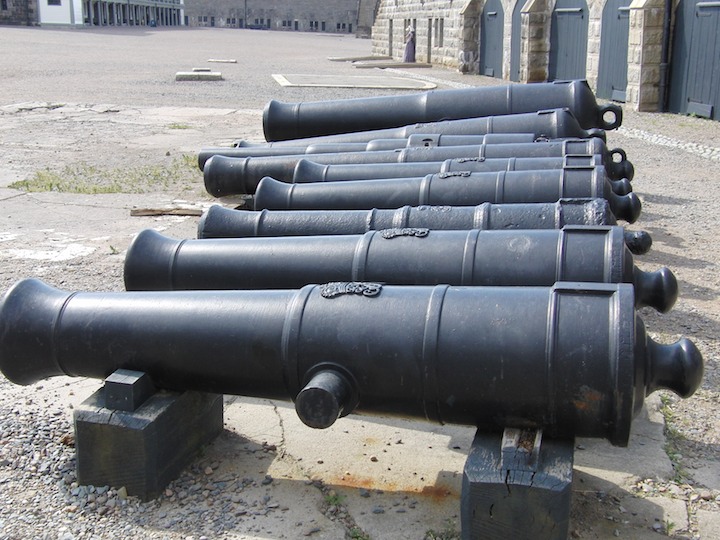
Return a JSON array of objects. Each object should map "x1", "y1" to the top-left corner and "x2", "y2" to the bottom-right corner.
[
  {"x1": 271, "y1": 73, "x2": 436, "y2": 89},
  {"x1": 175, "y1": 71, "x2": 223, "y2": 81},
  {"x1": 697, "y1": 508, "x2": 720, "y2": 539},
  {"x1": 574, "y1": 395, "x2": 674, "y2": 487},
  {"x1": 327, "y1": 55, "x2": 392, "y2": 62},
  {"x1": 353, "y1": 61, "x2": 433, "y2": 69},
  {"x1": 221, "y1": 397, "x2": 470, "y2": 539}
]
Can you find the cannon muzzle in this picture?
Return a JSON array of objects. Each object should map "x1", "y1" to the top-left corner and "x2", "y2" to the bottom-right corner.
[
  {"x1": 0, "y1": 279, "x2": 702, "y2": 446},
  {"x1": 262, "y1": 80, "x2": 621, "y2": 140},
  {"x1": 124, "y1": 227, "x2": 674, "y2": 312}
]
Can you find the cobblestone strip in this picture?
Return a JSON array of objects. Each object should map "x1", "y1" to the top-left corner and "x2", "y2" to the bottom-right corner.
[{"x1": 617, "y1": 127, "x2": 720, "y2": 162}]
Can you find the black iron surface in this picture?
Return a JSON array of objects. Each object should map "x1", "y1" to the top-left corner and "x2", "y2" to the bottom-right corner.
[
  {"x1": 251, "y1": 172, "x2": 641, "y2": 223},
  {"x1": 262, "y1": 80, "x2": 622, "y2": 140},
  {"x1": 198, "y1": 138, "x2": 633, "y2": 182},
  {"x1": 204, "y1": 155, "x2": 631, "y2": 197},
  {"x1": 195, "y1": 201, "x2": 652, "y2": 255},
  {"x1": 124, "y1": 227, "x2": 674, "y2": 312},
  {"x1": 0, "y1": 279, "x2": 703, "y2": 446},
  {"x1": 252, "y1": 108, "x2": 604, "y2": 147}
]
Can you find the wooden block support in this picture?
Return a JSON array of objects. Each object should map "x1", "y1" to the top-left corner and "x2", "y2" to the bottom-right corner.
[
  {"x1": 104, "y1": 369, "x2": 155, "y2": 411},
  {"x1": 74, "y1": 376, "x2": 223, "y2": 501},
  {"x1": 461, "y1": 428, "x2": 574, "y2": 540}
]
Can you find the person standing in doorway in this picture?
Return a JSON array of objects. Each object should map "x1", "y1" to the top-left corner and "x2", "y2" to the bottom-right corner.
[{"x1": 403, "y1": 25, "x2": 416, "y2": 63}]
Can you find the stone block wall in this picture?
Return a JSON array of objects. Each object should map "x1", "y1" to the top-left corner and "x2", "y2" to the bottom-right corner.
[
  {"x1": 372, "y1": 0, "x2": 672, "y2": 113},
  {"x1": 371, "y1": 0, "x2": 472, "y2": 68},
  {"x1": 183, "y1": 0, "x2": 360, "y2": 34},
  {"x1": 356, "y1": 0, "x2": 379, "y2": 37},
  {"x1": 0, "y1": 0, "x2": 36, "y2": 25},
  {"x1": 586, "y1": 0, "x2": 603, "y2": 92},
  {"x1": 626, "y1": 0, "x2": 665, "y2": 111},
  {"x1": 520, "y1": 0, "x2": 551, "y2": 82}
]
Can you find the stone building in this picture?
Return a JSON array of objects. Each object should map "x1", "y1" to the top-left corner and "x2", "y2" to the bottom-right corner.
[
  {"x1": 0, "y1": 0, "x2": 35, "y2": 24},
  {"x1": 371, "y1": 0, "x2": 720, "y2": 119},
  {"x1": 82, "y1": 0, "x2": 184, "y2": 26},
  {"x1": 182, "y1": 0, "x2": 366, "y2": 35}
]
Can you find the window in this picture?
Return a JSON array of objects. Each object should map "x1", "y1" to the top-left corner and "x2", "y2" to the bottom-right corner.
[
  {"x1": 1, "y1": 0, "x2": 7, "y2": 10},
  {"x1": 48, "y1": 0, "x2": 61, "y2": 5}
]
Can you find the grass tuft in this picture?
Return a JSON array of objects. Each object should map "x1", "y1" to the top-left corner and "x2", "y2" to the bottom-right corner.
[{"x1": 9, "y1": 154, "x2": 202, "y2": 195}]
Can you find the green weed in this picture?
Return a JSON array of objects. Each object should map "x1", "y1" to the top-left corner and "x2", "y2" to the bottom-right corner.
[{"x1": 9, "y1": 154, "x2": 202, "y2": 195}]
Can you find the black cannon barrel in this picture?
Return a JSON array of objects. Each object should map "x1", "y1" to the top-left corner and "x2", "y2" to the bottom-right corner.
[
  {"x1": 234, "y1": 132, "x2": 558, "y2": 149},
  {"x1": 291, "y1": 154, "x2": 631, "y2": 185},
  {"x1": 199, "y1": 133, "x2": 541, "y2": 166},
  {"x1": 252, "y1": 172, "x2": 641, "y2": 223},
  {"x1": 0, "y1": 279, "x2": 703, "y2": 444},
  {"x1": 343, "y1": 133, "x2": 540, "y2": 151},
  {"x1": 0, "y1": 279, "x2": 703, "y2": 445},
  {"x1": 204, "y1": 154, "x2": 631, "y2": 198},
  {"x1": 251, "y1": 108, "x2": 605, "y2": 147},
  {"x1": 199, "y1": 138, "x2": 633, "y2": 182},
  {"x1": 262, "y1": 80, "x2": 622, "y2": 140},
  {"x1": 124, "y1": 227, "x2": 674, "y2": 313},
  {"x1": 196, "y1": 202, "x2": 653, "y2": 255}
]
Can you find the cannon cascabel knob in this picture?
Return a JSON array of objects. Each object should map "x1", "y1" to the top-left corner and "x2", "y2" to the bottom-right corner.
[
  {"x1": 633, "y1": 267, "x2": 678, "y2": 313},
  {"x1": 608, "y1": 191, "x2": 642, "y2": 223},
  {"x1": 646, "y1": 336, "x2": 704, "y2": 398},
  {"x1": 623, "y1": 230, "x2": 652, "y2": 255},
  {"x1": 610, "y1": 178, "x2": 632, "y2": 196}
]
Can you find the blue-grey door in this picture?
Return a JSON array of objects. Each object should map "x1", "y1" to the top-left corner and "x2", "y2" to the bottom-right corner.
[
  {"x1": 669, "y1": 0, "x2": 720, "y2": 119},
  {"x1": 479, "y1": 0, "x2": 505, "y2": 78},
  {"x1": 510, "y1": 0, "x2": 525, "y2": 82},
  {"x1": 597, "y1": 0, "x2": 632, "y2": 101},
  {"x1": 548, "y1": 0, "x2": 589, "y2": 81}
]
